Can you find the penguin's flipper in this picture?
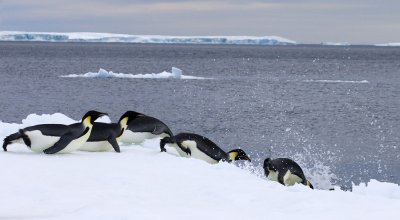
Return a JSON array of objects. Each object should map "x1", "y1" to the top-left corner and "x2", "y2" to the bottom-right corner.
[
  {"x1": 177, "y1": 143, "x2": 191, "y2": 156},
  {"x1": 277, "y1": 171, "x2": 286, "y2": 186},
  {"x1": 43, "y1": 133, "x2": 74, "y2": 154},
  {"x1": 108, "y1": 137, "x2": 120, "y2": 153},
  {"x1": 2, "y1": 129, "x2": 32, "y2": 151},
  {"x1": 3, "y1": 131, "x2": 21, "y2": 151}
]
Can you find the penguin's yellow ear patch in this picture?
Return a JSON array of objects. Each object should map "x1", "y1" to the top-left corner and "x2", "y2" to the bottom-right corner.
[
  {"x1": 119, "y1": 117, "x2": 129, "y2": 127},
  {"x1": 83, "y1": 116, "x2": 92, "y2": 126},
  {"x1": 228, "y1": 151, "x2": 239, "y2": 160}
]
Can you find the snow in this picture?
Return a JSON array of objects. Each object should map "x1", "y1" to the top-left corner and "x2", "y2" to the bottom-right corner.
[
  {"x1": 61, "y1": 67, "x2": 209, "y2": 79},
  {"x1": 0, "y1": 31, "x2": 296, "y2": 45},
  {"x1": 1, "y1": 113, "x2": 399, "y2": 219}
]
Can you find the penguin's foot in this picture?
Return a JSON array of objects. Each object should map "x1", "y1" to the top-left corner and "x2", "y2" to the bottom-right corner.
[
  {"x1": 184, "y1": 148, "x2": 191, "y2": 156},
  {"x1": 43, "y1": 149, "x2": 55, "y2": 154},
  {"x1": 160, "y1": 147, "x2": 166, "y2": 152}
]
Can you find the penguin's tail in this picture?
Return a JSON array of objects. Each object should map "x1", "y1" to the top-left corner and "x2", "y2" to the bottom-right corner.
[
  {"x1": 160, "y1": 136, "x2": 176, "y2": 152},
  {"x1": 3, "y1": 129, "x2": 24, "y2": 151},
  {"x1": 165, "y1": 127, "x2": 174, "y2": 138}
]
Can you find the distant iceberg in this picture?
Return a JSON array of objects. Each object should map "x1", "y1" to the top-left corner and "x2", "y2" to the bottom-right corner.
[
  {"x1": 0, "y1": 31, "x2": 296, "y2": 45},
  {"x1": 322, "y1": 42, "x2": 351, "y2": 46},
  {"x1": 61, "y1": 67, "x2": 210, "y2": 79},
  {"x1": 375, "y1": 43, "x2": 400, "y2": 47}
]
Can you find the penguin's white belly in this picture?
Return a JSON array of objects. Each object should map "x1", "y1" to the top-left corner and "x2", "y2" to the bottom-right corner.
[
  {"x1": 25, "y1": 130, "x2": 60, "y2": 152},
  {"x1": 58, "y1": 129, "x2": 91, "y2": 154},
  {"x1": 120, "y1": 130, "x2": 165, "y2": 144},
  {"x1": 267, "y1": 170, "x2": 279, "y2": 182},
  {"x1": 80, "y1": 141, "x2": 112, "y2": 152},
  {"x1": 283, "y1": 170, "x2": 303, "y2": 186},
  {"x1": 181, "y1": 140, "x2": 219, "y2": 164},
  {"x1": 166, "y1": 143, "x2": 188, "y2": 157}
]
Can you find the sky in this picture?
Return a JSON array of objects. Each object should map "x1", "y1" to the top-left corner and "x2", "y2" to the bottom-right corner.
[{"x1": 0, "y1": 0, "x2": 399, "y2": 44}]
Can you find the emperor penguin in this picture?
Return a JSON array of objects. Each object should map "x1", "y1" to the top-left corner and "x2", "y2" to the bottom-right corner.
[
  {"x1": 119, "y1": 111, "x2": 173, "y2": 144},
  {"x1": 263, "y1": 158, "x2": 314, "y2": 189},
  {"x1": 160, "y1": 132, "x2": 251, "y2": 164},
  {"x1": 79, "y1": 111, "x2": 144, "y2": 152},
  {"x1": 2, "y1": 110, "x2": 107, "y2": 154}
]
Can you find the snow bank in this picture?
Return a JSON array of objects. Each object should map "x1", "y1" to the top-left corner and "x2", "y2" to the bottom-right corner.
[
  {"x1": 0, "y1": 31, "x2": 296, "y2": 45},
  {"x1": 1, "y1": 113, "x2": 399, "y2": 220},
  {"x1": 61, "y1": 67, "x2": 209, "y2": 79}
]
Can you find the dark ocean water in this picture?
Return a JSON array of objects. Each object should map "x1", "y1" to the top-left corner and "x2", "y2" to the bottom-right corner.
[{"x1": 1, "y1": 41, "x2": 399, "y2": 189}]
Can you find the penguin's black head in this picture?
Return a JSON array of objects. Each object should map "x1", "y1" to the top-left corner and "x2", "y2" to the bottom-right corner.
[
  {"x1": 82, "y1": 110, "x2": 108, "y2": 124},
  {"x1": 159, "y1": 136, "x2": 175, "y2": 152},
  {"x1": 263, "y1": 158, "x2": 272, "y2": 176},
  {"x1": 263, "y1": 158, "x2": 271, "y2": 168},
  {"x1": 228, "y1": 149, "x2": 251, "y2": 162},
  {"x1": 119, "y1": 111, "x2": 145, "y2": 124}
]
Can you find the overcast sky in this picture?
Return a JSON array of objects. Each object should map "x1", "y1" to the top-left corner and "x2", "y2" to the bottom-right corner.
[{"x1": 1, "y1": 0, "x2": 399, "y2": 44}]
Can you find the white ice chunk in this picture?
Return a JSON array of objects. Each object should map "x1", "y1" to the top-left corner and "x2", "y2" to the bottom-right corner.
[{"x1": 61, "y1": 67, "x2": 210, "y2": 79}]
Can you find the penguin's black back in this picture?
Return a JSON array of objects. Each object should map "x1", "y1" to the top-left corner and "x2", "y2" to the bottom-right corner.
[
  {"x1": 87, "y1": 122, "x2": 121, "y2": 142},
  {"x1": 268, "y1": 158, "x2": 307, "y2": 181},
  {"x1": 23, "y1": 123, "x2": 77, "y2": 136},
  {"x1": 175, "y1": 133, "x2": 228, "y2": 161},
  {"x1": 127, "y1": 116, "x2": 173, "y2": 137}
]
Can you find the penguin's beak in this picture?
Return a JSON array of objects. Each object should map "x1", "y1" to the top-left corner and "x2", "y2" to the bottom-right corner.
[{"x1": 245, "y1": 155, "x2": 251, "y2": 162}]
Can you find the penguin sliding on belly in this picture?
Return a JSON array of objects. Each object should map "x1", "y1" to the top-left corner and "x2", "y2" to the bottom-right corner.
[
  {"x1": 160, "y1": 132, "x2": 251, "y2": 164},
  {"x1": 119, "y1": 111, "x2": 173, "y2": 144},
  {"x1": 263, "y1": 158, "x2": 313, "y2": 189},
  {"x1": 79, "y1": 111, "x2": 143, "y2": 152},
  {"x1": 2, "y1": 111, "x2": 107, "y2": 154}
]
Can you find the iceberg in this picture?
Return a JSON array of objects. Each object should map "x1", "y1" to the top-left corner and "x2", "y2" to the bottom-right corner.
[
  {"x1": 61, "y1": 67, "x2": 209, "y2": 79},
  {"x1": 0, "y1": 31, "x2": 296, "y2": 45},
  {"x1": 375, "y1": 43, "x2": 400, "y2": 46},
  {"x1": 322, "y1": 42, "x2": 351, "y2": 46},
  {"x1": 0, "y1": 113, "x2": 399, "y2": 219}
]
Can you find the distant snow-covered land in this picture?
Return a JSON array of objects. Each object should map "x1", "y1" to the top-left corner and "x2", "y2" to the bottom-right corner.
[
  {"x1": 1, "y1": 113, "x2": 399, "y2": 219},
  {"x1": 0, "y1": 31, "x2": 296, "y2": 45}
]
